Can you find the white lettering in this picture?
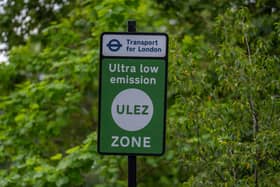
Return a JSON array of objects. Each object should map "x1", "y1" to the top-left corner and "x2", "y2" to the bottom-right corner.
[
  {"x1": 111, "y1": 136, "x2": 151, "y2": 148},
  {"x1": 110, "y1": 75, "x2": 156, "y2": 85},
  {"x1": 109, "y1": 64, "x2": 136, "y2": 73},
  {"x1": 140, "y1": 64, "x2": 159, "y2": 73},
  {"x1": 143, "y1": 137, "x2": 151, "y2": 148},
  {"x1": 111, "y1": 136, "x2": 119, "y2": 147},
  {"x1": 150, "y1": 66, "x2": 159, "y2": 73},
  {"x1": 131, "y1": 137, "x2": 141, "y2": 147},
  {"x1": 120, "y1": 136, "x2": 130, "y2": 147}
]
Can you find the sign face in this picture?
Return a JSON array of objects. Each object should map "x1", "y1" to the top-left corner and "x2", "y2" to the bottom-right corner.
[
  {"x1": 102, "y1": 34, "x2": 167, "y2": 57},
  {"x1": 98, "y1": 32, "x2": 168, "y2": 155}
]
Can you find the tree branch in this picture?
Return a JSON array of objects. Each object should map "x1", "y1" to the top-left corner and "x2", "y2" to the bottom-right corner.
[{"x1": 245, "y1": 34, "x2": 259, "y2": 187}]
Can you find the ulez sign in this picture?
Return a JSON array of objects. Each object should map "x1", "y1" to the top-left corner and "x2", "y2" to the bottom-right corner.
[{"x1": 98, "y1": 32, "x2": 168, "y2": 155}]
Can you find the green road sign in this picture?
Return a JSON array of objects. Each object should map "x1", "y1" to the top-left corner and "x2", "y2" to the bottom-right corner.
[{"x1": 98, "y1": 33, "x2": 168, "y2": 155}]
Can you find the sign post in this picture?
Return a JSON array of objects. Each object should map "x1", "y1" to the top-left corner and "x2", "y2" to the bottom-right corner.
[{"x1": 98, "y1": 20, "x2": 168, "y2": 186}]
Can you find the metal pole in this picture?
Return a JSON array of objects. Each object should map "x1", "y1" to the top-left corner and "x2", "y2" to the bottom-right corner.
[
  {"x1": 127, "y1": 20, "x2": 137, "y2": 187},
  {"x1": 128, "y1": 155, "x2": 136, "y2": 187},
  {"x1": 128, "y1": 20, "x2": 136, "y2": 33}
]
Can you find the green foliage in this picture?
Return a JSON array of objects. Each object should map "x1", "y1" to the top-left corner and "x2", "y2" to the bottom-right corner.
[
  {"x1": 0, "y1": 0, "x2": 279, "y2": 186},
  {"x1": 0, "y1": 0, "x2": 72, "y2": 47}
]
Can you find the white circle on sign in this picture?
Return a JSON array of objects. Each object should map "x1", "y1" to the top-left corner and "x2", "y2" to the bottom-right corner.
[{"x1": 111, "y1": 88, "x2": 153, "y2": 131}]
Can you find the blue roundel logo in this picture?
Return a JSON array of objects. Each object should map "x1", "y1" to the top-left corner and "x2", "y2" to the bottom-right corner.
[{"x1": 107, "y1": 39, "x2": 122, "y2": 52}]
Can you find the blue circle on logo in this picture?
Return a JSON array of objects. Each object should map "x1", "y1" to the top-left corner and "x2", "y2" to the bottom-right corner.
[{"x1": 107, "y1": 39, "x2": 122, "y2": 52}]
